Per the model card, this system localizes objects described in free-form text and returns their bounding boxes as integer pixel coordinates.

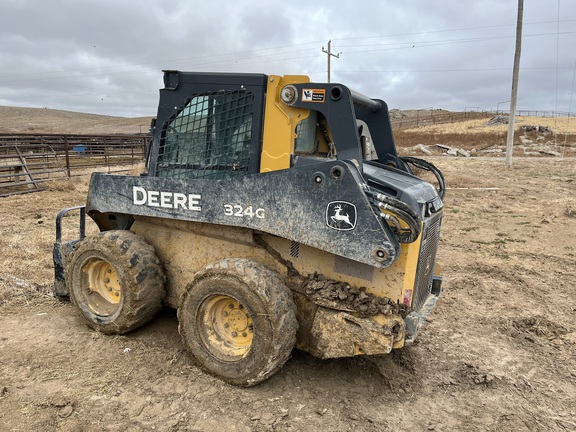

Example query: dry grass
[0,167,120,305]
[401,116,576,135]
[395,129,505,150]
[406,118,503,134]
[394,115,576,154]
[0,106,152,135]
[127,162,147,176]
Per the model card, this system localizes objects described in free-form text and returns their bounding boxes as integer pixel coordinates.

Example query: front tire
[67,230,165,334]
[178,259,298,387]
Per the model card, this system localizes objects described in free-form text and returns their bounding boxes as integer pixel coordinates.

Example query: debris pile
[486,115,509,125]
[521,125,552,134]
[389,109,408,119]
[436,144,470,157]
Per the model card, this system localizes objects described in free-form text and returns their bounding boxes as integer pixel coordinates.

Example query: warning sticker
[302,89,326,103]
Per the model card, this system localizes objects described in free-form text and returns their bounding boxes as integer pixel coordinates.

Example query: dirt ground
[0,156,575,432]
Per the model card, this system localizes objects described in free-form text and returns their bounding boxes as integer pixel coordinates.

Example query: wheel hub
[227,308,249,332]
[199,295,254,360]
[82,258,121,316]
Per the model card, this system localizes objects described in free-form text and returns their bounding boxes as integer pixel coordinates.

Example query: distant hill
[0,106,153,135]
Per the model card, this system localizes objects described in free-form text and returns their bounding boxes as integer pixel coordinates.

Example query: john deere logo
[326,201,357,231]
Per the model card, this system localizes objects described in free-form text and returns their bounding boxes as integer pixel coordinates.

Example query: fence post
[64,136,71,178]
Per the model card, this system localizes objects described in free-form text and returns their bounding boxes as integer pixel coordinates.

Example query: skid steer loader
[53,71,445,387]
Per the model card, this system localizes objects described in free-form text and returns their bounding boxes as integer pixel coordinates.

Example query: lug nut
[242,332,247,337]
[224,323,229,328]
[104,278,110,283]
[232,332,238,337]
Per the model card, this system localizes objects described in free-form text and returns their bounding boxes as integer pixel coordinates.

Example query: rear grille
[412,213,442,312]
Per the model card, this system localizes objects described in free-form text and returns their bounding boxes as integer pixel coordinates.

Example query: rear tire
[178,259,298,387]
[67,230,165,334]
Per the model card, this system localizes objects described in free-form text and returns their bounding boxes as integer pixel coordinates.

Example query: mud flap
[404,276,442,345]
[53,206,86,297]
[305,307,405,359]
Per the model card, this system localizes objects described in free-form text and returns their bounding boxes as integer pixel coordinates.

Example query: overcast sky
[1,0,575,118]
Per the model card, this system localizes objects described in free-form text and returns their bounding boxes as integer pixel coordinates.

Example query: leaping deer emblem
[330,204,354,228]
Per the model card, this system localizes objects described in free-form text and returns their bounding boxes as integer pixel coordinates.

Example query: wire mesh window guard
[294,110,318,154]
[157,90,254,179]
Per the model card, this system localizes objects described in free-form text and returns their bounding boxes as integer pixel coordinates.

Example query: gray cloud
[1,0,575,117]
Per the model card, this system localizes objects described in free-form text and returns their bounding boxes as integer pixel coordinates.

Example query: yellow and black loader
[54,71,445,386]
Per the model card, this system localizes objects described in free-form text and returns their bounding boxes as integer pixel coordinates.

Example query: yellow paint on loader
[260,75,311,172]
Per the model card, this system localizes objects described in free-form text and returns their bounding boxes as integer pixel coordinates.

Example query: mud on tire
[67,230,165,335]
[178,259,298,387]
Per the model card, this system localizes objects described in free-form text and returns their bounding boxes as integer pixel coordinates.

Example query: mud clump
[302,274,409,317]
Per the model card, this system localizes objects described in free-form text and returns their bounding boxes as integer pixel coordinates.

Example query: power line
[332,19,576,42]
[0,43,324,81]
[4,27,572,86]
[3,19,575,82]
[338,31,576,55]
[336,66,574,73]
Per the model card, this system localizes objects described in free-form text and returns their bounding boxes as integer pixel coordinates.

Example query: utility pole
[322,40,340,83]
[506,0,524,168]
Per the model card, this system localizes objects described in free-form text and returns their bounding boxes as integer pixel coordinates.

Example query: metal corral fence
[391,110,492,129]
[390,109,576,130]
[500,110,576,118]
[0,134,149,197]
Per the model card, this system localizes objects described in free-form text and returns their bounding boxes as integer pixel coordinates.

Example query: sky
[1,0,575,118]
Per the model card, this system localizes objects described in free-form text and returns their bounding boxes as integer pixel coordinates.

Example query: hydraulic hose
[365,189,422,244]
[378,212,402,234]
[400,156,446,200]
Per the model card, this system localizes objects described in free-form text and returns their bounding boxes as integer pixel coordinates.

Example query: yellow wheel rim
[82,258,122,316]
[198,295,254,361]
